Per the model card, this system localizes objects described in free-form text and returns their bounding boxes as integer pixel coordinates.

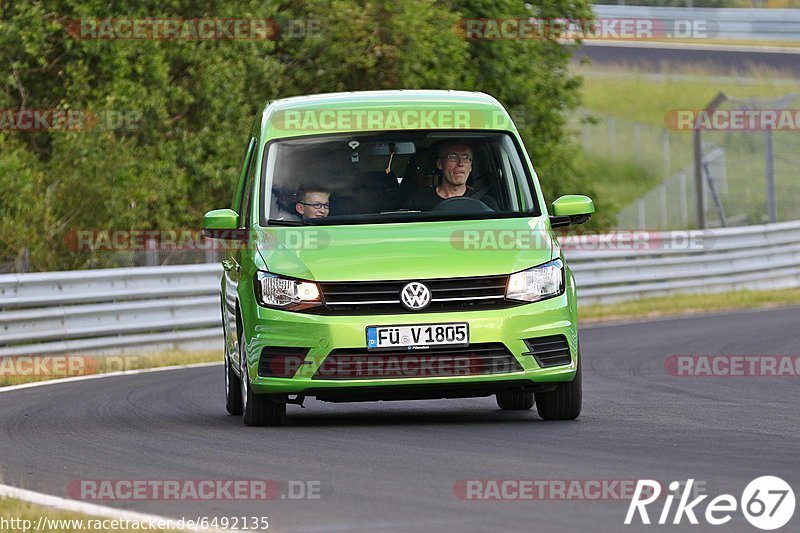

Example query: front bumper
[242,289,578,397]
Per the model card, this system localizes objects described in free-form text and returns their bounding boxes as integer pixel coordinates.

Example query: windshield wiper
[266,219,304,226]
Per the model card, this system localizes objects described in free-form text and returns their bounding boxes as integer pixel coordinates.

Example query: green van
[203,90,594,426]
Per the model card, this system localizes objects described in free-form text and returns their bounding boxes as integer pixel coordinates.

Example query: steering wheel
[431,196,493,213]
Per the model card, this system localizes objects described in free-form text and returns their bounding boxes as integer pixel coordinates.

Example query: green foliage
[1,0,596,271]
[573,152,660,230]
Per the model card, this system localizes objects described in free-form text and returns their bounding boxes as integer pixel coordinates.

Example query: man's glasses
[300,202,330,209]
[440,154,473,164]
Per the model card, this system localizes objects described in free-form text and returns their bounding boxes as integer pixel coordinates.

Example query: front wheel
[224,349,243,415]
[495,390,534,410]
[535,361,582,420]
[240,334,286,426]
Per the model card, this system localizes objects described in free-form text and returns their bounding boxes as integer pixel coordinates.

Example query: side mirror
[550,195,594,228]
[202,209,243,239]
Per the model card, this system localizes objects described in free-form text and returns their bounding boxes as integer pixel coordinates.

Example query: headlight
[254,271,322,311]
[505,259,564,303]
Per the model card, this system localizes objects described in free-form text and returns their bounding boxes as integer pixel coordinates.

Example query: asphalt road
[575,42,800,75]
[2,306,799,532]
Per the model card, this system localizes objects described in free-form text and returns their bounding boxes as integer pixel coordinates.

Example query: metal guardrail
[593,6,800,41]
[567,220,800,304]
[0,264,222,356]
[2,220,799,354]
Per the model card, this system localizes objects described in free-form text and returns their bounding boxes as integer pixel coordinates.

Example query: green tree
[1,0,602,272]
[1,0,285,270]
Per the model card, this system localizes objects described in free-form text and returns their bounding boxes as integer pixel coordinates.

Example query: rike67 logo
[626,477,795,530]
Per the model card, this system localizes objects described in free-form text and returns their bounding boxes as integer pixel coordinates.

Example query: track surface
[575,42,800,74]
[2,307,799,532]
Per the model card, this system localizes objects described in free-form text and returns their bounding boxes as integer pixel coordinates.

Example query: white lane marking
[0,483,234,532]
[0,362,220,394]
[581,40,800,54]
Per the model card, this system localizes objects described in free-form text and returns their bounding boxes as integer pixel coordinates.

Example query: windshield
[260,131,539,225]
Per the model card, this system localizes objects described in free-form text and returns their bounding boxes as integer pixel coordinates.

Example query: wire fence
[577,95,800,229]
[698,98,800,227]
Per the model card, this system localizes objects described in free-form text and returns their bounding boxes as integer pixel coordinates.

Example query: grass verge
[575,63,800,127]
[580,288,800,323]
[0,498,181,532]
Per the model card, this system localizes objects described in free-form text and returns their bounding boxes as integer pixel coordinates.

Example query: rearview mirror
[550,195,594,228]
[202,209,242,239]
[371,142,416,155]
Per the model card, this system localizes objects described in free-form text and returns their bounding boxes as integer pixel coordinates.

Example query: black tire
[224,349,243,415]
[496,390,534,410]
[535,360,582,421]
[240,334,286,426]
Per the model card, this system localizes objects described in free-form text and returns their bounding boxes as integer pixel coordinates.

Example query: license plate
[366,323,469,351]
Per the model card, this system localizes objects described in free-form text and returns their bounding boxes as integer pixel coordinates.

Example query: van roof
[269,89,500,109]
[259,90,516,138]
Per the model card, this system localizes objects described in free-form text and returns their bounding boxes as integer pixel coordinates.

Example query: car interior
[265,134,515,222]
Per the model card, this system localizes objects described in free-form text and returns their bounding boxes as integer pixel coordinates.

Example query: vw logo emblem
[400,282,431,311]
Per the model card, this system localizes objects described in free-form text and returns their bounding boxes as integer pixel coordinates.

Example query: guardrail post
[205,240,217,264]
[15,248,29,273]
[146,239,158,267]
[765,127,777,224]
[694,92,728,229]
[679,171,689,228]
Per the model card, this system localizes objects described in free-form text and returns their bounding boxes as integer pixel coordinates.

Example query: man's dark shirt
[403,186,500,211]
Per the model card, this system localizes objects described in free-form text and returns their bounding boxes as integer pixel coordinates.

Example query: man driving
[402,140,498,211]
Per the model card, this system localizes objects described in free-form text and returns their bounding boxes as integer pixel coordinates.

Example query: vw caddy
[203,90,594,426]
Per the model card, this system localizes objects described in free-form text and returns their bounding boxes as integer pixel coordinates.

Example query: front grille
[258,347,310,378]
[523,335,571,368]
[310,275,520,315]
[312,342,523,380]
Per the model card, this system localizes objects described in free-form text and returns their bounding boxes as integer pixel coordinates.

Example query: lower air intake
[523,335,572,368]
